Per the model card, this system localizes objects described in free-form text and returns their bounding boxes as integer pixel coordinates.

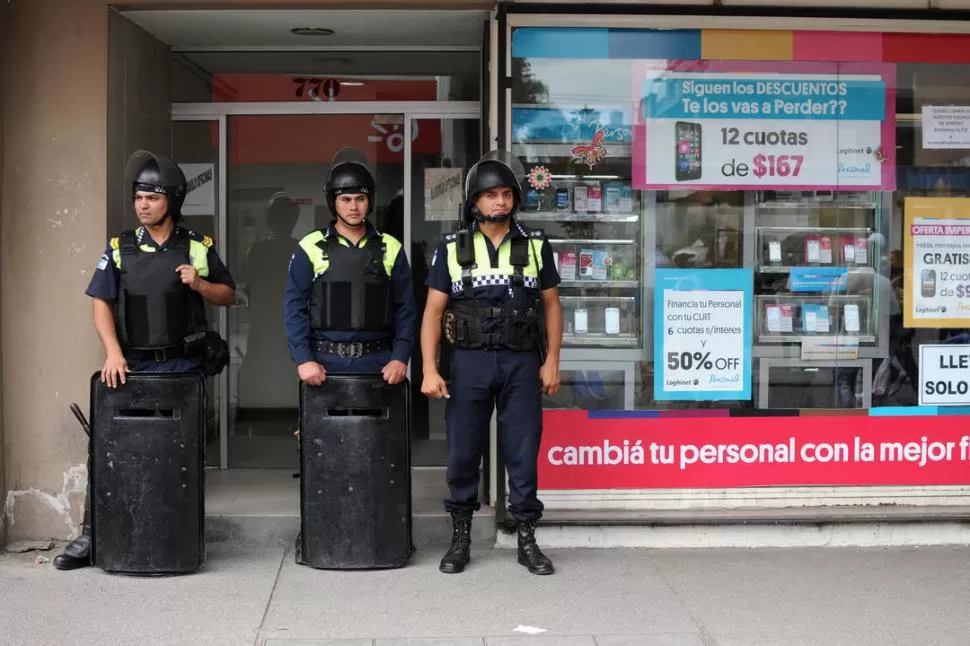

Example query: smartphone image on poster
[921,269,937,297]
[675,121,702,181]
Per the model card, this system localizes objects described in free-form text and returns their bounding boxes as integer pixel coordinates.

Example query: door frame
[171,114,229,468]
[172,101,479,118]
[173,101,480,470]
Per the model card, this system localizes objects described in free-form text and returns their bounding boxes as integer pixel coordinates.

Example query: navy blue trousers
[444,348,544,522]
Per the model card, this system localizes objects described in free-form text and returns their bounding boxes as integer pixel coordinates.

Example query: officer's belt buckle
[337,342,364,358]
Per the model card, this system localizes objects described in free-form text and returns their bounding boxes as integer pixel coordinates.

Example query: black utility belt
[451,342,539,352]
[125,345,189,363]
[313,339,389,358]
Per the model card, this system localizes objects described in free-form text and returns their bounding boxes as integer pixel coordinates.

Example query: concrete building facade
[6,0,970,547]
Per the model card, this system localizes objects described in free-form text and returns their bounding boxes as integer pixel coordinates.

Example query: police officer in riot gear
[421,150,563,575]
[284,148,417,385]
[53,150,236,570]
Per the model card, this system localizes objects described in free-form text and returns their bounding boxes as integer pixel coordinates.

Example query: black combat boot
[517,520,554,575]
[53,499,92,571]
[439,513,472,574]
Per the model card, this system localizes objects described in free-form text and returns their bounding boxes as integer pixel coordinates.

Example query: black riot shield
[89,372,206,575]
[298,375,412,569]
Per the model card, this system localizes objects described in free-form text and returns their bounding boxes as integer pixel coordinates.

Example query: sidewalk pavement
[3,544,970,646]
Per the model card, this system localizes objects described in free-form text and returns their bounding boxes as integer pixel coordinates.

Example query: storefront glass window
[513,27,970,491]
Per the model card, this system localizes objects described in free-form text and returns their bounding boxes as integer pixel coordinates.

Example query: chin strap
[470,206,514,224]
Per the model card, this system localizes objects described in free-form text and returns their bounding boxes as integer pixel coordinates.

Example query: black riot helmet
[463,150,526,224]
[126,150,187,222]
[325,147,375,221]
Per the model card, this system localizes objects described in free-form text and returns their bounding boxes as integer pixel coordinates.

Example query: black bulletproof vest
[446,231,543,351]
[116,229,208,350]
[309,236,392,333]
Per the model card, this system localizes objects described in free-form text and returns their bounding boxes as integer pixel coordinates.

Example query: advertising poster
[919,344,970,406]
[633,62,895,191]
[537,409,970,490]
[653,268,752,401]
[903,197,970,328]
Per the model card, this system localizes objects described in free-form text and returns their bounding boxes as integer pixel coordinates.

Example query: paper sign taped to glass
[178,163,215,216]
[424,168,464,221]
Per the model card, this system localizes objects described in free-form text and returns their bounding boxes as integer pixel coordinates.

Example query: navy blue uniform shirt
[284,222,417,366]
[426,219,561,300]
[86,225,235,372]
[86,226,236,302]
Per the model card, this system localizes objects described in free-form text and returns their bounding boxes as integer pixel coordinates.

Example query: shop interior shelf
[562,333,640,348]
[756,265,877,275]
[756,226,873,235]
[559,279,639,289]
[755,293,873,303]
[757,334,877,344]
[755,293,876,344]
[546,174,630,180]
[517,212,640,223]
[551,238,637,246]
[755,226,878,269]
[755,202,877,211]
[560,295,637,304]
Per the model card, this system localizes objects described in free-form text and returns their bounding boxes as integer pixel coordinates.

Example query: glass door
[173,110,481,470]
[408,117,482,466]
[226,113,407,469]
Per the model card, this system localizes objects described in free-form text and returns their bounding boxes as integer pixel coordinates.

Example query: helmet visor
[126,150,184,190]
[331,146,373,177]
[477,149,526,183]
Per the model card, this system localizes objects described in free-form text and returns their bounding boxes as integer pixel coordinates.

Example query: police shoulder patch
[187,229,214,247]
[528,228,545,239]
[109,237,120,250]
[443,233,458,242]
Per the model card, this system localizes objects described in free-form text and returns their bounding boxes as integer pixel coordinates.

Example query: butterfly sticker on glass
[571,129,608,170]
